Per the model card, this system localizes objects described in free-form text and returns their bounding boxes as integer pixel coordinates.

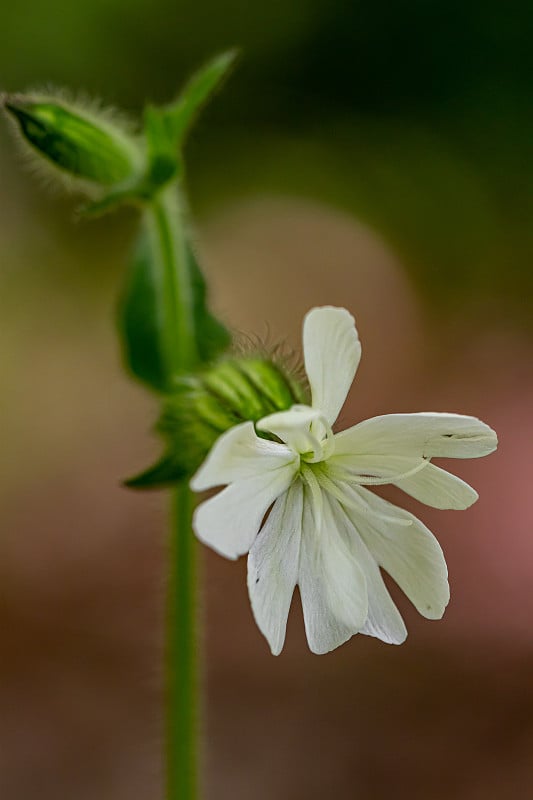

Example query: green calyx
[4,96,142,188]
[126,355,309,489]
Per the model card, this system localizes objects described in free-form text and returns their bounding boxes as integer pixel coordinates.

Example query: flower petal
[393,462,478,509]
[192,466,297,560]
[326,496,407,644]
[298,486,368,654]
[350,487,450,620]
[303,306,361,425]
[334,412,497,459]
[247,482,303,655]
[328,453,479,509]
[191,421,296,491]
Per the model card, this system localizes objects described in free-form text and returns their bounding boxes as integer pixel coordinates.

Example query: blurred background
[1,1,532,797]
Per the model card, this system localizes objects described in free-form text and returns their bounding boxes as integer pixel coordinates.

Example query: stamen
[300,431,324,462]
[258,404,330,461]
[319,418,336,459]
[305,412,335,463]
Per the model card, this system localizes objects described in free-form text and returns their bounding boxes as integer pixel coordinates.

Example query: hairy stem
[147,184,197,379]
[167,484,199,800]
[149,182,200,800]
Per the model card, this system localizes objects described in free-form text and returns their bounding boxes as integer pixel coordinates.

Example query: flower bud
[127,355,309,488]
[3,94,142,188]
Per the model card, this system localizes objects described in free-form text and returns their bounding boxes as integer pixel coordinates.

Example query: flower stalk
[147,185,198,379]
[145,181,200,800]
[2,51,241,800]
[167,482,199,800]
[2,54,238,799]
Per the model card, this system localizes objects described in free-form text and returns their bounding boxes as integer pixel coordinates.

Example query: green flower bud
[126,355,309,489]
[3,94,143,189]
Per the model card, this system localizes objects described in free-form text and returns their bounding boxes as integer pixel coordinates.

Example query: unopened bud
[3,94,142,188]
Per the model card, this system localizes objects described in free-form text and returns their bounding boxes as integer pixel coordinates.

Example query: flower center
[256,404,334,463]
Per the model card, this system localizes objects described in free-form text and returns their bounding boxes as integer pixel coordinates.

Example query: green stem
[167,484,199,800]
[148,184,197,379]
[148,182,200,800]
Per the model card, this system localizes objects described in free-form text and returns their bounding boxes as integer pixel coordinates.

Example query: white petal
[350,487,450,620]
[303,306,361,425]
[191,421,296,491]
[393,462,478,509]
[326,495,407,644]
[247,482,303,655]
[298,486,368,654]
[192,466,297,560]
[334,412,498,459]
[328,453,479,510]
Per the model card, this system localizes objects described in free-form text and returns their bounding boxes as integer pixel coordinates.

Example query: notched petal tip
[441,419,498,459]
[304,304,356,327]
[429,414,498,459]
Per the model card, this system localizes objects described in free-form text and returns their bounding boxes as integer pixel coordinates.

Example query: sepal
[126,356,309,489]
[124,451,188,489]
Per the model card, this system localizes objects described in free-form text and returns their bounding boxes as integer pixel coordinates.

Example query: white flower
[191,307,498,655]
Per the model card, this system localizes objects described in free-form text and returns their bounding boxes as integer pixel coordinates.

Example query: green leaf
[164,50,238,147]
[118,227,169,392]
[118,226,232,393]
[128,52,237,200]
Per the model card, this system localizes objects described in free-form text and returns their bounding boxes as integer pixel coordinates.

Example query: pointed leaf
[118,227,169,392]
[164,50,238,147]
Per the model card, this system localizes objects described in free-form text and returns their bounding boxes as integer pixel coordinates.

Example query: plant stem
[167,484,198,800]
[148,184,197,378]
[148,182,200,800]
